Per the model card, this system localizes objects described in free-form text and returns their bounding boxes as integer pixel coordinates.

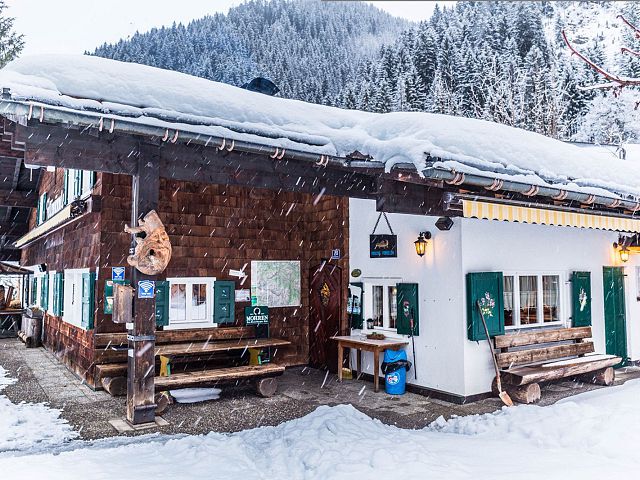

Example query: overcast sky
[6,1,452,56]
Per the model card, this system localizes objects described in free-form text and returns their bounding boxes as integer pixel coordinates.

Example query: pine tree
[0,1,23,68]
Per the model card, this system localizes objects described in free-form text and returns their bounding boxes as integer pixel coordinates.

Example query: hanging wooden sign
[369,212,397,258]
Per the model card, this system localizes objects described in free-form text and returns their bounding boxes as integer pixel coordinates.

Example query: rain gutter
[422,166,640,213]
[2,98,638,214]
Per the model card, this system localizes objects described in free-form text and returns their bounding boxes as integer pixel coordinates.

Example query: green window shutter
[35,197,40,225]
[52,272,65,316]
[349,282,364,329]
[30,276,37,305]
[155,280,170,327]
[40,274,49,311]
[57,272,64,316]
[41,193,47,223]
[572,271,592,327]
[63,169,70,205]
[81,272,96,330]
[214,281,235,324]
[396,283,419,335]
[466,272,505,340]
[52,273,60,316]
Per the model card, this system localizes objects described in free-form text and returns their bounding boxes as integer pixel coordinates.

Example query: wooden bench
[94,326,290,398]
[493,326,621,403]
[155,364,285,397]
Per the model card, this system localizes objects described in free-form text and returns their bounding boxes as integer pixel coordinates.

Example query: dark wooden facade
[21,168,349,386]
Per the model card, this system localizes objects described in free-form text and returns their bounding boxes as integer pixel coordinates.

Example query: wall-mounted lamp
[620,246,630,263]
[414,231,432,257]
[614,236,632,263]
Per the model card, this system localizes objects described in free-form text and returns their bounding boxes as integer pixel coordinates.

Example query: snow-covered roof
[1,54,639,203]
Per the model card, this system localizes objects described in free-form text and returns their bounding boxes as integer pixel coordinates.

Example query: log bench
[94,326,290,398]
[493,326,621,404]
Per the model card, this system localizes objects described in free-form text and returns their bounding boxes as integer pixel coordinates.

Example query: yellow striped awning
[462,199,640,233]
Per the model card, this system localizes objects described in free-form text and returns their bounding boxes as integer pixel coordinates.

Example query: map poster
[250,260,301,307]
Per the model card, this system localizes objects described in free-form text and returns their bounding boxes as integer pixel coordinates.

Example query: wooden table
[332,335,408,392]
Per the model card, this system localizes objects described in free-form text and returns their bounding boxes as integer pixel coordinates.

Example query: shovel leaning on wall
[476,300,513,407]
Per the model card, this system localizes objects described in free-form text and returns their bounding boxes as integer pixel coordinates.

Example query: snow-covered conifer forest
[92,0,640,144]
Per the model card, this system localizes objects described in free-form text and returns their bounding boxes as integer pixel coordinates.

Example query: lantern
[620,245,630,263]
[414,231,432,257]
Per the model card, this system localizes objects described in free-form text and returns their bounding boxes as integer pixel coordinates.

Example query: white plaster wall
[348,198,467,396]
[460,217,636,396]
[348,198,640,398]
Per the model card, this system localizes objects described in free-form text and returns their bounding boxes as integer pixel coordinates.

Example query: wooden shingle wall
[98,175,349,366]
[21,168,104,386]
[21,168,349,377]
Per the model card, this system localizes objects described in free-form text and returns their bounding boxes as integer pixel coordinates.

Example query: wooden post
[126,144,161,425]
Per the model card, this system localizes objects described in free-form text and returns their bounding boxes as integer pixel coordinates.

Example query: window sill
[505,321,566,333]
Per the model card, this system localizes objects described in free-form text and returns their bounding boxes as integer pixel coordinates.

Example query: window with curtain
[504,276,514,327]
[167,277,216,328]
[372,285,383,327]
[388,286,397,329]
[519,276,538,325]
[361,280,402,331]
[504,272,564,328]
[170,284,187,321]
[542,275,560,322]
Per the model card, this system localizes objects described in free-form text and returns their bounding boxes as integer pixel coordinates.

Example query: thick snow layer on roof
[1,54,640,199]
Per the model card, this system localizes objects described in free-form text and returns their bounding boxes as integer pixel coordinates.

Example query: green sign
[245,306,269,325]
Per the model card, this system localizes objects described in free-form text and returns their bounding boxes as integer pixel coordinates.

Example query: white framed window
[166,277,216,330]
[48,271,56,311]
[63,268,89,328]
[33,271,45,308]
[503,271,565,329]
[362,278,401,331]
[64,169,94,204]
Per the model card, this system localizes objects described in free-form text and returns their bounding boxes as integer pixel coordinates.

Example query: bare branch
[562,30,640,93]
[617,14,640,38]
[621,47,640,58]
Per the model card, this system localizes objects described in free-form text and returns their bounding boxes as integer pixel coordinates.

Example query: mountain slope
[92,0,408,105]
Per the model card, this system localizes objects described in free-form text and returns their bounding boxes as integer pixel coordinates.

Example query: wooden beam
[494,327,592,349]
[375,180,446,216]
[17,123,380,198]
[0,222,28,236]
[95,326,257,348]
[496,342,595,369]
[0,189,36,208]
[0,249,20,262]
[154,364,285,391]
[502,356,621,386]
[127,143,161,425]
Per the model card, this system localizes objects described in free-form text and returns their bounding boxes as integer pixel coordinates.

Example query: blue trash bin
[383,349,409,395]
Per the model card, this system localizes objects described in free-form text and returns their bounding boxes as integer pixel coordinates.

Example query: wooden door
[309,264,343,371]
[603,267,628,366]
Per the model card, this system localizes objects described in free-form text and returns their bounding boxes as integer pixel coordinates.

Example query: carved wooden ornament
[125,210,172,275]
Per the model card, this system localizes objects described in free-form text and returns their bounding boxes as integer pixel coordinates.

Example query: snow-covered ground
[1,364,639,479]
[0,366,77,454]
